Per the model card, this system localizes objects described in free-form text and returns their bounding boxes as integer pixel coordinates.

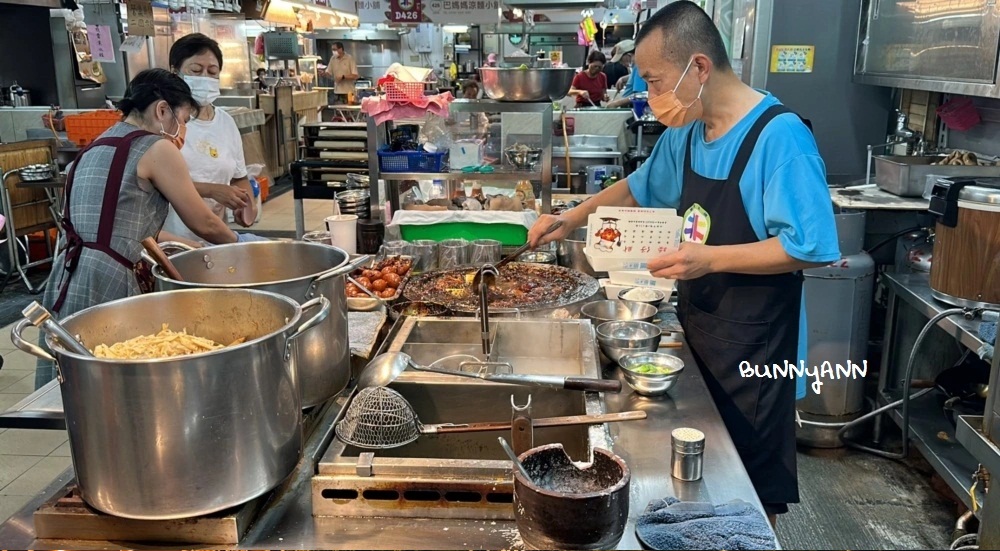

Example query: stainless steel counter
[0,336,772,549]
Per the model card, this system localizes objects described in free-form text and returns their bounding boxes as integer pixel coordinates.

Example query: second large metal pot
[10,288,329,520]
[557,227,607,279]
[152,241,356,407]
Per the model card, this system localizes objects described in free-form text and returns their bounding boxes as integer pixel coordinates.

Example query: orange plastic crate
[64,110,122,146]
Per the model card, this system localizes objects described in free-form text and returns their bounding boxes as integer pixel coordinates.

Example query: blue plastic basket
[377,147,448,173]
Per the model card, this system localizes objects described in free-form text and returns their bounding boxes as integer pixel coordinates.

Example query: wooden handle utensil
[141,237,184,281]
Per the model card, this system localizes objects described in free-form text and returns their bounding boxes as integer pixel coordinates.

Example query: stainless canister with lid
[671,427,705,481]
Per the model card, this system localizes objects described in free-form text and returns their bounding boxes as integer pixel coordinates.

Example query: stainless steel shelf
[370,99,554,218]
[879,389,983,515]
[957,415,1000,476]
[378,171,542,181]
[882,272,986,352]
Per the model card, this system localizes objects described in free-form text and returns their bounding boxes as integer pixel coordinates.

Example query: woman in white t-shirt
[162,33,257,245]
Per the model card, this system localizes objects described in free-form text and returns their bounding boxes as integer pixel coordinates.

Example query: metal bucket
[11,288,329,519]
[557,227,606,278]
[152,242,363,407]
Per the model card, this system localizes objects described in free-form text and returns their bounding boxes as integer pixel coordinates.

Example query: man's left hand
[647,242,717,280]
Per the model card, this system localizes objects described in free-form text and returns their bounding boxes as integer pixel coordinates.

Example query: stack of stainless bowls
[337,189,371,220]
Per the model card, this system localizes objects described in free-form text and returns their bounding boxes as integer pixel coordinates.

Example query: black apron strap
[52,129,153,313]
[727,104,792,184]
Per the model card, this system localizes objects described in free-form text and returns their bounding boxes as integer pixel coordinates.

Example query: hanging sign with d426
[389,0,422,22]
[358,0,499,24]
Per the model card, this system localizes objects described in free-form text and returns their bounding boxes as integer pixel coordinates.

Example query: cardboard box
[607,270,676,292]
[584,206,683,272]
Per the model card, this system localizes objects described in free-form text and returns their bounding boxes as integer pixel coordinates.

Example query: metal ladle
[499,436,533,482]
[22,301,92,356]
[357,351,622,393]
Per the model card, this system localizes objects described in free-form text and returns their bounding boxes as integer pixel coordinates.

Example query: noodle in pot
[92,324,247,359]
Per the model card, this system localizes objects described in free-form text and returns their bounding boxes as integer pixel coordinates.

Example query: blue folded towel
[979,322,996,346]
[635,497,777,550]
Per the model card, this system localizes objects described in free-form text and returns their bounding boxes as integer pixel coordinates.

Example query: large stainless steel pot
[10,288,330,520]
[151,242,367,407]
[557,227,607,279]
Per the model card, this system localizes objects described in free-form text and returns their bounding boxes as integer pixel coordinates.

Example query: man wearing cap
[604,39,635,92]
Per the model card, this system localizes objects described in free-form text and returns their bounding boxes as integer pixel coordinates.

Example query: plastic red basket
[937,97,981,132]
[64,110,122,146]
[383,81,425,103]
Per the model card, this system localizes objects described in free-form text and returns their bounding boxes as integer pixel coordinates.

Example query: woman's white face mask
[183,75,221,106]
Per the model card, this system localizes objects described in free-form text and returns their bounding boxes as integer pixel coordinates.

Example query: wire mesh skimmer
[334,386,647,450]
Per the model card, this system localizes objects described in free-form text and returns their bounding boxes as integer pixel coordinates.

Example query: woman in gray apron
[36,69,265,388]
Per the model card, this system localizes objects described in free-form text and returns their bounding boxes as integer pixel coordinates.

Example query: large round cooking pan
[403,262,600,318]
[11,288,329,520]
[150,241,368,407]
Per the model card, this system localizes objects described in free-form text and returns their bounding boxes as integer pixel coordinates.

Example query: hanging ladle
[22,301,92,356]
[499,436,533,482]
[358,351,622,393]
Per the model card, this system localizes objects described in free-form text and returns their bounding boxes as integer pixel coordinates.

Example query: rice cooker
[928,177,1000,308]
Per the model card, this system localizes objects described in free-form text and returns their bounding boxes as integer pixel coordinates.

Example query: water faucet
[894,111,916,139]
[477,264,499,356]
[894,110,923,154]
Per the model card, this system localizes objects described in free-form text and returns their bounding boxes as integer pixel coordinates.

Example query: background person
[161,33,257,246]
[323,41,359,104]
[569,50,610,107]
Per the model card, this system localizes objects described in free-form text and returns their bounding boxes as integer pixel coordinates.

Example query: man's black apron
[676,104,802,512]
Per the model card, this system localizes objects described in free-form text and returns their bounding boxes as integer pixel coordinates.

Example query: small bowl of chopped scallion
[618,352,684,396]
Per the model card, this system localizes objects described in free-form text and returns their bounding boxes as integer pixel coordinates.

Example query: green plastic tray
[399,222,527,246]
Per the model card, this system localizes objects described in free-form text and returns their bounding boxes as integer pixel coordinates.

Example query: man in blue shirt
[529,1,840,525]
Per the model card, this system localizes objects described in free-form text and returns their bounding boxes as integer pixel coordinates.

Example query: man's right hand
[527,214,574,249]
[210,185,251,211]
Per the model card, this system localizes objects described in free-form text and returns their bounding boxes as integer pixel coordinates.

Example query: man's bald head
[635,1,731,72]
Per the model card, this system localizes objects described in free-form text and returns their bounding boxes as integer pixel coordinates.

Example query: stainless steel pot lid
[957,177,1000,204]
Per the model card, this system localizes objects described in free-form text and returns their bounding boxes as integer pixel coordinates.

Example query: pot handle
[284,296,331,361]
[139,241,195,267]
[307,255,372,298]
[11,319,63,383]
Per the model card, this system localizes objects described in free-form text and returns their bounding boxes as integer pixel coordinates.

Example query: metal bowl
[581,300,658,326]
[19,164,54,182]
[518,251,556,264]
[505,147,543,170]
[617,288,666,308]
[596,320,661,363]
[618,352,685,396]
[479,67,577,102]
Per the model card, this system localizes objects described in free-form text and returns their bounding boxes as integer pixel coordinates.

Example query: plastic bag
[242,164,266,226]
[419,113,454,153]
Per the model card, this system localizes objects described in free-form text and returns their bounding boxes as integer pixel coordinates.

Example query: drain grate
[312,475,516,520]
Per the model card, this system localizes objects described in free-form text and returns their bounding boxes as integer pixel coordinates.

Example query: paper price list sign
[126,0,155,37]
[584,207,683,272]
[87,25,116,63]
[770,45,814,73]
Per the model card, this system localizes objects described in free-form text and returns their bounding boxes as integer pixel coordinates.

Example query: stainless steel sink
[312,317,609,520]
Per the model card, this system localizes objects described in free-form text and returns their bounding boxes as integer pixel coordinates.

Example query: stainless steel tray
[874,155,1000,197]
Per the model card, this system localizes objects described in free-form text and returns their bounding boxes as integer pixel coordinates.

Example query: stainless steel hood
[504,0,604,8]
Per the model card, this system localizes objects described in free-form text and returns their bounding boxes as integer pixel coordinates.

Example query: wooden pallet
[33,485,262,544]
